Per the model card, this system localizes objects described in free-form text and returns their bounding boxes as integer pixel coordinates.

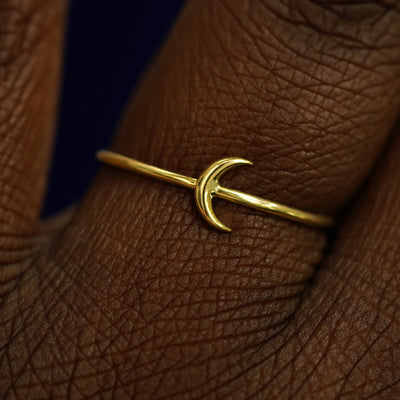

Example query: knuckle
[259,0,400,47]
[0,0,58,138]
[0,1,46,66]
[0,0,62,100]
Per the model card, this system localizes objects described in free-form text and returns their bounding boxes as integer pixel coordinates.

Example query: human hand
[1,1,400,399]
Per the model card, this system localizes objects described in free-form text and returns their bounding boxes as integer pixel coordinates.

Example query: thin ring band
[97,150,334,232]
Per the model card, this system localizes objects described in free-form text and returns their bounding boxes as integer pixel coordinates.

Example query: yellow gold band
[97,150,334,232]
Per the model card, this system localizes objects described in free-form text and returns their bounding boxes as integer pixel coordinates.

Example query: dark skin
[1,0,400,398]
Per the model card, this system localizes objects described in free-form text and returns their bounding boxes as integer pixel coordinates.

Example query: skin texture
[1,0,400,398]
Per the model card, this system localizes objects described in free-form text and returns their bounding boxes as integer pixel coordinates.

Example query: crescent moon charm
[195,158,252,232]
[96,151,334,231]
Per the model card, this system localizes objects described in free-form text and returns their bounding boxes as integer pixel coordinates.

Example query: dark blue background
[43,0,185,216]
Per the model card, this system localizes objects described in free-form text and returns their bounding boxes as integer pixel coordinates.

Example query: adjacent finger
[286,130,400,399]
[0,0,67,261]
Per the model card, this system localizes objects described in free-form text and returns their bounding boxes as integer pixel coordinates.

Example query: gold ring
[97,150,334,232]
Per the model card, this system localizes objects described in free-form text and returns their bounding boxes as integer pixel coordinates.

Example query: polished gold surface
[97,150,334,232]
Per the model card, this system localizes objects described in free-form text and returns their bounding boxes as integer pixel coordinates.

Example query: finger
[78,1,400,309]
[11,0,400,397]
[289,130,400,398]
[0,0,67,259]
